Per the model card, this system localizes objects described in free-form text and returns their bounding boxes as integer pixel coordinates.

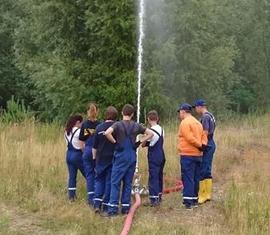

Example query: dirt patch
[0,204,49,235]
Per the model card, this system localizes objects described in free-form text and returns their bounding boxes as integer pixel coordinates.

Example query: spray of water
[136,0,145,124]
[134,0,145,185]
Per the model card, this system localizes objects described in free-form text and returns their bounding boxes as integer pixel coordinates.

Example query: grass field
[0,115,269,235]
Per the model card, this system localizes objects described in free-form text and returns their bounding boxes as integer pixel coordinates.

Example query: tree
[14,0,137,121]
[0,0,32,109]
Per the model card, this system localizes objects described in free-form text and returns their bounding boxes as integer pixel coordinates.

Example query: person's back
[194,99,216,204]
[65,127,81,151]
[64,115,85,202]
[178,115,205,156]
[201,111,216,139]
[112,120,145,155]
[103,104,153,216]
[79,103,101,206]
[94,121,116,167]
[92,106,118,213]
[149,124,164,152]
[144,110,166,206]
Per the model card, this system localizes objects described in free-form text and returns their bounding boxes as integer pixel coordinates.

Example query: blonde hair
[87,103,98,120]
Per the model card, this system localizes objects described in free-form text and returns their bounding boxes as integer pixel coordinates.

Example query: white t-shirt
[149,124,164,147]
[64,127,81,150]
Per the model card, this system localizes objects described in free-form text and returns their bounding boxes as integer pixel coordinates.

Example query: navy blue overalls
[108,122,137,215]
[148,128,166,204]
[200,112,216,180]
[94,163,112,212]
[82,133,96,206]
[65,129,85,200]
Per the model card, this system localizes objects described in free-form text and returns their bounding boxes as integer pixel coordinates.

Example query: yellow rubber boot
[198,180,207,204]
[205,179,213,201]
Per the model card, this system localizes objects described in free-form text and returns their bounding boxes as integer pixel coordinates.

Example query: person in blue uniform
[64,115,85,201]
[92,106,118,213]
[193,99,216,204]
[79,103,101,206]
[142,110,166,207]
[103,104,154,217]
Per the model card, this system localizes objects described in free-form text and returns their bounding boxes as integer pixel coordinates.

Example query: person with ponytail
[64,115,85,202]
[79,103,101,206]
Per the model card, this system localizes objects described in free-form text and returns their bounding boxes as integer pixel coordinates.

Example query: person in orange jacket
[177,103,207,210]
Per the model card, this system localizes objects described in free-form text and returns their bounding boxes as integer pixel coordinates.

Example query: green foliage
[0,0,269,121]
[12,0,136,121]
[0,96,33,123]
[0,0,33,109]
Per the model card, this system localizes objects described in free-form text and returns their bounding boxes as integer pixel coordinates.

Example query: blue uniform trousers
[148,154,165,204]
[66,149,85,200]
[108,146,136,215]
[94,164,112,212]
[201,139,216,180]
[82,145,96,206]
[180,156,202,206]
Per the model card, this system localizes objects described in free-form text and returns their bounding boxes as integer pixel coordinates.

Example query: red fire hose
[120,176,182,235]
[120,193,141,235]
[163,176,183,194]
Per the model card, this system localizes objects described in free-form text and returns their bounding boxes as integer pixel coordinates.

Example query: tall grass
[0,114,269,234]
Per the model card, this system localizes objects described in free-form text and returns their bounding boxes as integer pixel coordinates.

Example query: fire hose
[120,175,183,235]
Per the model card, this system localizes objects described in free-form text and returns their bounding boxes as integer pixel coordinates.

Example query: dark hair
[105,106,118,121]
[122,104,135,116]
[86,103,98,120]
[65,115,83,135]
[147,110,159,122]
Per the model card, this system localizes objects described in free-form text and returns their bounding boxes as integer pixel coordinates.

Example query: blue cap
[177,103,193,112]
[193,99,206,107]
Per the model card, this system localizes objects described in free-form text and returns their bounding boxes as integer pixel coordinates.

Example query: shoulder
[135,122,146,129]
[190,116,200,123]
[93,120,101,128]
[81,120,89,128]
[72,127,80,132]
[202,113,211,120]
[96,120,102,126]
[151,124,162,132]
[106,121,115,128]
[112,121,121,129]
[203,112,215,123]
[181,118,189,125]
[95,122,104,131]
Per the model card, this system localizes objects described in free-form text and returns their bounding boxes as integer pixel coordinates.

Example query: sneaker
[143,202,152,207]
[94,208,101,214]
[150,202,160,207]
[121,210,129,215]
[184,204,193,210]
[68,197,76,203]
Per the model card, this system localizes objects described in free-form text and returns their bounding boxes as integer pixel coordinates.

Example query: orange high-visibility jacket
[178,115,207,156]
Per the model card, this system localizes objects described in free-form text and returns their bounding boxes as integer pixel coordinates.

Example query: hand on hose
[134,140,141,149]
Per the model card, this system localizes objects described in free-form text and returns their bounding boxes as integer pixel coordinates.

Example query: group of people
[177,99,216,209]
[64,99,216,216]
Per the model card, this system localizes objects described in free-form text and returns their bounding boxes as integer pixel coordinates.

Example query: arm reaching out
[140,128,154,143]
